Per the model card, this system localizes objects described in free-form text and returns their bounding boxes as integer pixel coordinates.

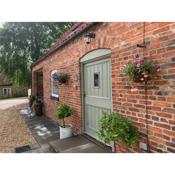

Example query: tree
[0,22,74,86]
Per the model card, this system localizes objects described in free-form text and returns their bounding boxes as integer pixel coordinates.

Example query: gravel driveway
[0,97,36,153]
[0,97,29,110]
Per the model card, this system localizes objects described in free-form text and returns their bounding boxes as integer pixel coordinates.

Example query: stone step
[61,142,108,153]
[49,135,108,153]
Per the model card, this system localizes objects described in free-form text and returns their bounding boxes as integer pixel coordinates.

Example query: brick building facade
[32,22,175,153]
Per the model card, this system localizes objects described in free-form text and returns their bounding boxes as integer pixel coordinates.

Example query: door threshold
[82,134,112,153]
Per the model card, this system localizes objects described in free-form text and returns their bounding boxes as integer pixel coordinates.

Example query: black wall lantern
[84,32,95,44]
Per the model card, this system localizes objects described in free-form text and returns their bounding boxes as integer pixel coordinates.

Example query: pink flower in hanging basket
[119,64,126,72]
[144,74,149,78]
[120,66,124,71]
[140,77,145,81]
[156,65,160,72]
[136,63,141,68]
[135,57,143,68]
[131,87,139,92]
[135,56,143,63]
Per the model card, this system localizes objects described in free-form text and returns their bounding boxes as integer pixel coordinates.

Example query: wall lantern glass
[84,32,95,44]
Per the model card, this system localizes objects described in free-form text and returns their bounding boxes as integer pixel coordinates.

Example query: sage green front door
[84,58,112,139]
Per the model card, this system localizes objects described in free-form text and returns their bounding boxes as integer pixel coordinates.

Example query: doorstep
[49,135,111,153]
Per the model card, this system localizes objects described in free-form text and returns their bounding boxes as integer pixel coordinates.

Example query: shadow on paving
[18,107,59,153]
[17,107,110,153]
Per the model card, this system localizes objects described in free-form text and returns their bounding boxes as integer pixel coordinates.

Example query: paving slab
[50,135,109,153]
[61,143,108,153]
[26,143,56,153]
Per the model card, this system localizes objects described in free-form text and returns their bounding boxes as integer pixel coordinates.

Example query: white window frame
[3,87,12,96]
[51,70,59,98]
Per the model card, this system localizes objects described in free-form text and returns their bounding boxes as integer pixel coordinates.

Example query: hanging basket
[120,56,160,92]
[52,72,70,84]
[121,57,159,83]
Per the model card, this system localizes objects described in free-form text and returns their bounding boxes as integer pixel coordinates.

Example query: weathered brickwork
[32,22,175,153]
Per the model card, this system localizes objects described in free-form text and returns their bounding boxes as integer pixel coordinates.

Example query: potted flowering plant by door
[56,103,74,139]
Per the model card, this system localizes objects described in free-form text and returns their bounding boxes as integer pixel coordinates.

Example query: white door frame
[80,49,114,150]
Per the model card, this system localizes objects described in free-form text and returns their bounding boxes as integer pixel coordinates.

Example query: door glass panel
[94,72,100,87]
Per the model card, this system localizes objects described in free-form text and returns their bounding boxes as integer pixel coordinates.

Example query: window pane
[53,81,58,95]
[51,70,59,97]
[94,73,100,87]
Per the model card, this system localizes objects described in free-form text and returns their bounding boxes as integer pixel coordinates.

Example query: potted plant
[97,112,139,152]
[32,97,43,116]
[55,103,74,139]
[52,72,69,84]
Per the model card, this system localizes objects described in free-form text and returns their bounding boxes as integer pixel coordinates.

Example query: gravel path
[0,97,28,110]
[0,99,36,153]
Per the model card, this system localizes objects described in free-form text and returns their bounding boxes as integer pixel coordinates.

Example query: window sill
[50,96,59,101]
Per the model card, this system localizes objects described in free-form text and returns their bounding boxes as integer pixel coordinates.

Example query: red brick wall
[32,22,175,152]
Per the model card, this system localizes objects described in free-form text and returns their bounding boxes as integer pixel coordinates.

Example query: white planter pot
[59,124,73,139]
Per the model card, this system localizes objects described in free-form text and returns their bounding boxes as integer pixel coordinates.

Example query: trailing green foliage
[0,22,74,85]
[124,61,138,81]
[97,112,139,146]
[55,103,74,127]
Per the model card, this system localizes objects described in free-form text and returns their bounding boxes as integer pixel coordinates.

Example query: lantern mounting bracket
[137,44,146,48]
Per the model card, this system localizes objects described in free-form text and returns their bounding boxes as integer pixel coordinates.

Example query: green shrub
[97,112,139,146]
[55,103,74,127]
